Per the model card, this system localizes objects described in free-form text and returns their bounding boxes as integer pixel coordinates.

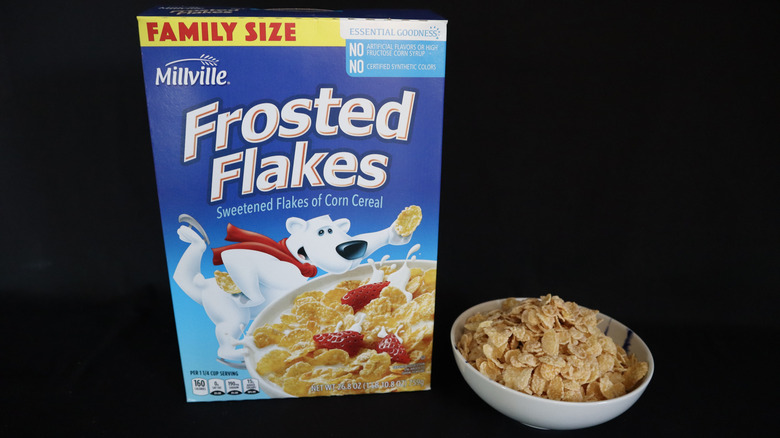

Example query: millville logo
[155,54,228,86]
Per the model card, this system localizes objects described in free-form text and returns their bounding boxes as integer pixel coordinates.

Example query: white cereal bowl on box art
[245,259,437,398]
[450,298,654,430]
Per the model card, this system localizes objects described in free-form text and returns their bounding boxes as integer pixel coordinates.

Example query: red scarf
[211,223,317,278]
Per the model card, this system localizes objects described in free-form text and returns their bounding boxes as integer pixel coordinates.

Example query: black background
[1,0,777,436]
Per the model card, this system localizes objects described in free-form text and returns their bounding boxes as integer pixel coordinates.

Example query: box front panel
[139,10,446,401]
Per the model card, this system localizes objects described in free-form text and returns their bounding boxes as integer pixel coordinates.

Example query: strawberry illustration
[313,330,364,356]
[376,333,411,364]
[341,281,390,312]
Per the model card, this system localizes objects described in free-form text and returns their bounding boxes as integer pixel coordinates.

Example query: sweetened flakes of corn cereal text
[457,295,648,402]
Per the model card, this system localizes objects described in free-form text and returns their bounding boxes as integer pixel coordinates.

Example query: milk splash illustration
[366,243,421,302]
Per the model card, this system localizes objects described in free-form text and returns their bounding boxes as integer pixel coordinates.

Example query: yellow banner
[138,17,345,47]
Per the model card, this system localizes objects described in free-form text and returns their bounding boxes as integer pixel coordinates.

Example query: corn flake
[214,270,242,295]
[394,205,422,237]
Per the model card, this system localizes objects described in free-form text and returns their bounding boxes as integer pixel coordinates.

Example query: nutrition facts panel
[191,378,260,396]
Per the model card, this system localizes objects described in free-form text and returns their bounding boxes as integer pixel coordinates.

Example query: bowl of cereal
[244,258,437,398]
[450,295,653,430]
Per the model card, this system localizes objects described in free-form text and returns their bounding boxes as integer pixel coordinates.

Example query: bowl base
[522,423,549,430]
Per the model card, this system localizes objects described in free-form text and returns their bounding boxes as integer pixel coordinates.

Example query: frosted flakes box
[137,6,446,401]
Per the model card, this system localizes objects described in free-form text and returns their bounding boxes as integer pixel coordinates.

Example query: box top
[139,6,445,21]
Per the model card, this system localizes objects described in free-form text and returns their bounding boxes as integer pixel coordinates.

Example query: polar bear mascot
[173,213,414,366]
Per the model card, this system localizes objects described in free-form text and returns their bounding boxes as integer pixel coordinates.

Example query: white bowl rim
[450,297,655,407]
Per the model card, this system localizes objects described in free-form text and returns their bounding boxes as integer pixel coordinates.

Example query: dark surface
[1,1,776,435]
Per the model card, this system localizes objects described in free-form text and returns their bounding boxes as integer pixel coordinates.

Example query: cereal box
[137,6,446,401]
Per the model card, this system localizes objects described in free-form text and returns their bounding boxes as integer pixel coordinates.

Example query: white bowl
[450,298,654,430]
[244,259,437,398]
